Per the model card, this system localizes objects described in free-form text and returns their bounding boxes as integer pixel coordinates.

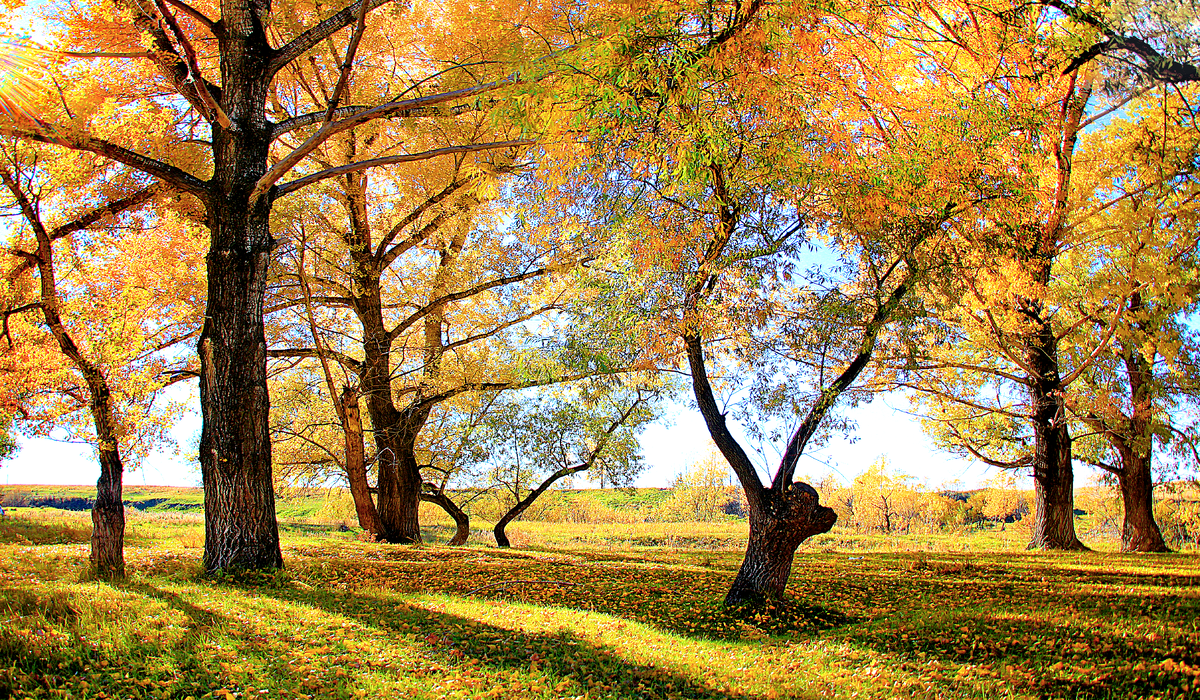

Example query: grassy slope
[1,509,1198,699]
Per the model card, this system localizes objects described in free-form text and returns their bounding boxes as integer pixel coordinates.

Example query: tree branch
[388,264,557,342]
[0,125,208,196]
[162,0,218,33]
[268,347,363,372]
[269,0,394,76]
[251,77,523,203]
[152,0,230,127]
[274,140,533,199]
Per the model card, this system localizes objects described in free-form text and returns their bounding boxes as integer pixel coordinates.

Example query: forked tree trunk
[421,488,470,546]
[1116,447,1169,552]
[725,483,836,605]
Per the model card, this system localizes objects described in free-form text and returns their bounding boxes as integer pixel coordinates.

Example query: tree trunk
[1028,401,1086,550]
[1116,447,1169,552]
[421,488,469,546]
[339,386,380,535]
[90,433,126,580]
[2,165,129,578]
[198,43,283,570]
[199,209,283,570]
[725,483,836,605]
[374,431,424,543]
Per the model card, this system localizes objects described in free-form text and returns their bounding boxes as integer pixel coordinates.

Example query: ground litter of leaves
[1,528,1198,699]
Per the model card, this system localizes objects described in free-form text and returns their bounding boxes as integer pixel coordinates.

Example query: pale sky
[0,389,1002,490]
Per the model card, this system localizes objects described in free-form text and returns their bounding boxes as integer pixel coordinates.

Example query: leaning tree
[552,0,1021,603]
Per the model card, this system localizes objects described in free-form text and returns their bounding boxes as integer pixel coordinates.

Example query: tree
[483,384,655,547]
[264,117,627,542]
[556,0,1019,603]
[1061,88,1200,552]
[0,143,201,577]
[1038,0,1200,84]
[4,0,572,569]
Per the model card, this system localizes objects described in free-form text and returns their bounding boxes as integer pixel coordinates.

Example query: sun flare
[0,35,46,122]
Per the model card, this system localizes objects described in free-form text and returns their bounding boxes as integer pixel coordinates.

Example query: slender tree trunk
[198,24,282,571]
[725,484,836,605]
[495,463,590,548]
[421,489,470,546]
[1,166,129,578]
[340,387,380,535]
[1116,446,1169,552]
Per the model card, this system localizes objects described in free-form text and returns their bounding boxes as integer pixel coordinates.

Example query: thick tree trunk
[725,483,836,605]
[190,3,296,572]
[90,434,126,579]
[374,430,424,543]
[421,488,469,546]
[339,387,381,535]
[199,208,282,570]
[1022,267,1085,551]
[198,29,282,571]
[1028,414,1086,550]
[1116,448,1169,552]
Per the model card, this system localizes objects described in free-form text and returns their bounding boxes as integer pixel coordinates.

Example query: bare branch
[268,347,363,373]
[323,0,372,123]
[162,0,218,33]
[251,77,522,203]
[152,0,230,127]
[388,264,562,341]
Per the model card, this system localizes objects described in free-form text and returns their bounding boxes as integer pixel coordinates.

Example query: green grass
[1,508,1198,699]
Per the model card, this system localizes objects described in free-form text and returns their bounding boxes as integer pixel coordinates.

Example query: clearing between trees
[1,506,1197,700]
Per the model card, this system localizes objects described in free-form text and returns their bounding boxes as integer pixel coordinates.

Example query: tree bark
[1021,72,1090,552]
[340,386,381,535]
[420,487,470,546]
[373,422,425,543]
[198,15,282,572]
[1115,447,1169,552]
[90,410,126,580]
[725,483,836,605]
[0,166,128,579]
[1026,335,1086,551]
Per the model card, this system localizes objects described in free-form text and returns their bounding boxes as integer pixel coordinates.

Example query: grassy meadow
[1,489,1199,699]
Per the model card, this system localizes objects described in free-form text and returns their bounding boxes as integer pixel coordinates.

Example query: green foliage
[2,509,1199,699]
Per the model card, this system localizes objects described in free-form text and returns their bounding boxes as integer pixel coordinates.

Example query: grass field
[2,505,1199,699]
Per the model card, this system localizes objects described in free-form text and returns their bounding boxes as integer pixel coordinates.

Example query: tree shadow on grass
[258,584,816,700]
[285,551,856,643]
[827,565,1200,700]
